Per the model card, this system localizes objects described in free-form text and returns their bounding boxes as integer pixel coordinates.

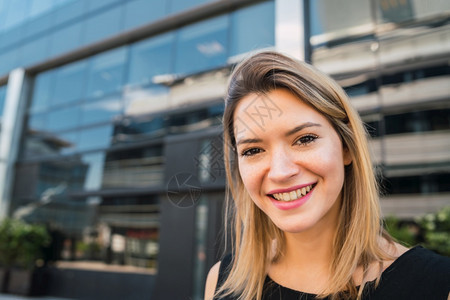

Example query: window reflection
[83,6,122,46]
[230,1,274,57]
[127,33,174,86]
[86,47,127,98]
[52,60,88,106]
[30,70,54,113]
[78,124,114,152]
[169,0,213,14]
[82,152,106,191]
[175,15,228,75]
[123,0,166,31]
[47,105,80,132]
[81,95,123,126]
[113,114,167,145]
[123,84,170,116]
[102,146,164,188]
[22,130,77,159]
[49,22,83,57]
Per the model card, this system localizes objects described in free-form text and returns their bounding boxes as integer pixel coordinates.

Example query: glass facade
[309,0,450,215]
[1,2,274,296]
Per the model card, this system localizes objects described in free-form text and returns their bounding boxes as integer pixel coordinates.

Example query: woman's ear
[343,147,353,166]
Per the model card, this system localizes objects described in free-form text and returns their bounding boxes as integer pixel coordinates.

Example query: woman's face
[234,88,352,234]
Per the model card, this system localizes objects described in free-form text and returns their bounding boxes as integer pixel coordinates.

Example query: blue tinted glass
[28,114,47,132]
[52,60,88,105]
[20,35,50,67]
[83,6,123,46]
[81,95,123,126]
[86,0,120,12]
[128,33,174,85]
[49,22,83,57]
[0,25,24,50]
[0,85,6,118]
[230,1,275,57]
[58,131,79,155]
[86,47,127,98]
[175,15,228,75]
[31,70,55,113]
[23,11,54,39]
[54,0,86,26]
[0,48,19,77]
[28,0,55,18]
[3,0,27,30]
[47,105,80,132]
[123,0,166,31]
[169,0,213,14]
[82,152,106,190]
[78,124,113,151]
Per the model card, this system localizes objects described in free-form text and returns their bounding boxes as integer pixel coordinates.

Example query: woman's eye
[241,148,263,157]
[295,134,318,146]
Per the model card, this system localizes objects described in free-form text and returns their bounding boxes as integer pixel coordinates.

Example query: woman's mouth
[270,183,317,202]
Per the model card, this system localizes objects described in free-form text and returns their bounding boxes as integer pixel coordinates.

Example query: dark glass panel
[102,146,164,188]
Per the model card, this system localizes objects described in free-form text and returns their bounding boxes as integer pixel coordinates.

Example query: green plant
[384,216,418,247]
[0,218,51,269]
[417,206,450,256]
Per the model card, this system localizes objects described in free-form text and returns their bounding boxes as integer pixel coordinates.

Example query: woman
[204,51,450,299]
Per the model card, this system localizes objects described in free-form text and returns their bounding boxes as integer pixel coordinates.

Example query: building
[0,0,448,299]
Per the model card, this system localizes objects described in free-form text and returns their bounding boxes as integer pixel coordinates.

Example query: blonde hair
[217,51,393,300]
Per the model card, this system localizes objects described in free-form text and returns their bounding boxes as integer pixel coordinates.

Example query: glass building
[0,0,448,299]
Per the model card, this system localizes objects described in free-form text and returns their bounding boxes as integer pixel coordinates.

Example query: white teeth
[271,184,315,202]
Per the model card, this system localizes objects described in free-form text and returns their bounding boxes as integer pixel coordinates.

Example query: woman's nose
[267,148,300,182]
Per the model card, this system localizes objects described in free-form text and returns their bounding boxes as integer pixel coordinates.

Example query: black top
[214,246,450,299]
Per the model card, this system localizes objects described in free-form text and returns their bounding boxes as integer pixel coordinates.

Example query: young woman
[204,51,450,300]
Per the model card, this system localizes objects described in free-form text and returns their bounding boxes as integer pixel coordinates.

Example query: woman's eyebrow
[236,138,262,146]
[285,122,321,137]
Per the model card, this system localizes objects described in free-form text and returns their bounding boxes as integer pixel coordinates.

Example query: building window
[175,15,228,75]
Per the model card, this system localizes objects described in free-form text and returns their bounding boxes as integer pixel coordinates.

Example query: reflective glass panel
[86,0,120,12]
[31,70,55,113]
[49,22,83,57]
[169,0,213,14]
[175,15,228,75]
[309,0,372,37]
[83,6,122,46]
[47,105,80,132]
[127,33,175,86]
[81,95,123,126]
[22,129,76,159]
[54,0,85,26]
[102,146,164,188]
[24,10,54,39]
[52,60,88,106]
[78,124,114,152]
[82,152,106,190]
[123,0,166,31]
[230,1,274,57]
[86,47,127,98]
[123,84,170,117]
[20,35,50,67]
[27,114,47,132]
[0,48,19,77]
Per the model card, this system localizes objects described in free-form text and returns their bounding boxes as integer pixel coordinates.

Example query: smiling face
[234,88,352,234]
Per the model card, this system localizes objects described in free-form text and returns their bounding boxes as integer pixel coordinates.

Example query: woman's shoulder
[371,246,450,299]
[204,254,233,300]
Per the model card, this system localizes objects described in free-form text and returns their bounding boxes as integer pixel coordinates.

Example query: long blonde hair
[217,51,393,300]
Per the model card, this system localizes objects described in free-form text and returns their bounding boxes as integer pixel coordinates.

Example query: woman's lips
[267,183,317,211]
[268,182,317,202]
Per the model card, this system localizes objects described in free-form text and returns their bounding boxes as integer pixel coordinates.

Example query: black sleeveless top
[214,246,450,299]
